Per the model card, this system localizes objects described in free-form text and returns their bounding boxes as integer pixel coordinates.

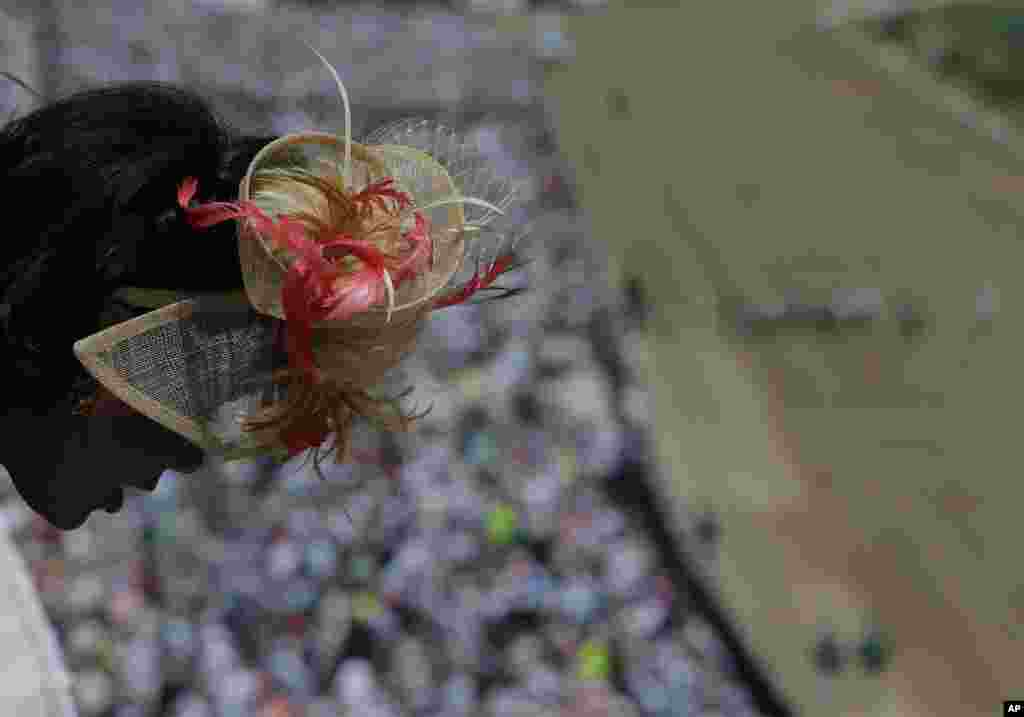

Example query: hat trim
[73,300,218,451]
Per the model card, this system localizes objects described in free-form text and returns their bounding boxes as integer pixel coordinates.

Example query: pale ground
[546,2,1024,716]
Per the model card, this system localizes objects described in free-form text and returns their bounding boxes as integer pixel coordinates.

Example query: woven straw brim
[73,297,286,456]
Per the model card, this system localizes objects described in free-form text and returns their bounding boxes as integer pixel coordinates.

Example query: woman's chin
[46,506,96,531]
[41,488,126,530]
[101,487,125,514]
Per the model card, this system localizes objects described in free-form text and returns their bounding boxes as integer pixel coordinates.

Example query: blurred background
[0,0,1021,716]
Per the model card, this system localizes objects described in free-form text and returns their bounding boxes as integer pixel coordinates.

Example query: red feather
[433,254,517,309]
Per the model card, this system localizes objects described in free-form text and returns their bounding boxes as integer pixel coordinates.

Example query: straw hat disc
[237,132,467,388]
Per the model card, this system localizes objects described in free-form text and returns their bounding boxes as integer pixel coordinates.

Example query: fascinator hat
[72,45,526,472]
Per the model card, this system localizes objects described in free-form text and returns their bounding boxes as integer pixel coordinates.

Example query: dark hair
[0,81,277,407]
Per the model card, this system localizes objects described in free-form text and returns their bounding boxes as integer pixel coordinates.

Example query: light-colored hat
[72,47,525,469]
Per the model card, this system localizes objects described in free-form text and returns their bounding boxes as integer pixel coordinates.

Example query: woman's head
[0,80,276,528]
[0,68,528,529]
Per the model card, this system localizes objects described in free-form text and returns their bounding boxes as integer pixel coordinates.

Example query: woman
[0,82,266,529]
[1,63,525,530]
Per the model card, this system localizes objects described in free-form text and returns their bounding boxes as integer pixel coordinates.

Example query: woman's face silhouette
[2,407,204,530]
